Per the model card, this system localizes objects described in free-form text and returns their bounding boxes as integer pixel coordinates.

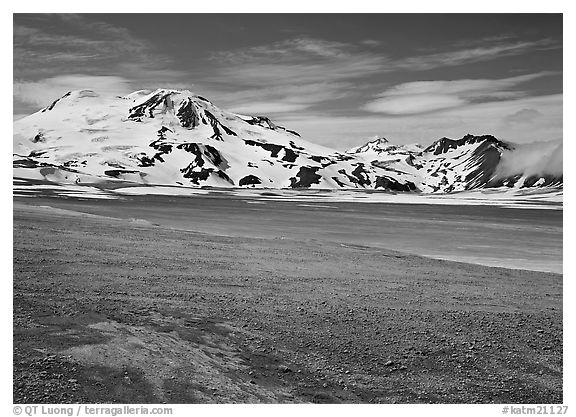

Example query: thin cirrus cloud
[213,37,354,63]
[209,81,351,115]
[394,38,560,71]
[227,102,312,115]
[203,36,561,122]
[210,37,385,86]
[363,72,556,115]
[209,36,560,86]
[203,38,382,115]
[14,17,152,78]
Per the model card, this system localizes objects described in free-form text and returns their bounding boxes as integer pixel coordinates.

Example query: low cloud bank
[496,140,563,177]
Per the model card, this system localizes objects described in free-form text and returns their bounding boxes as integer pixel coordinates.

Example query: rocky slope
[13,88,563,193]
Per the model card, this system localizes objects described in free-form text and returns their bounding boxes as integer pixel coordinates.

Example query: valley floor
[13,198,562,403]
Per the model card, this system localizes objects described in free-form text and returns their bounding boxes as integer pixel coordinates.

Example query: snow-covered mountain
[13,88,563,193]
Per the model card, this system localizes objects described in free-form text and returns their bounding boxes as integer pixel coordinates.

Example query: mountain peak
[424,134,512,155]
[347,136,390,154]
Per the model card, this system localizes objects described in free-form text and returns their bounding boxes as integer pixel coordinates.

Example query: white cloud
[14,75,132,108]
[503,108,544,125]
[360,39,382,47]
[364,94,466,115]
[496,140,563,177]
[364,73,554,115]
[229,101,312,115]
[285,38,350,58]
[209,82,349,105]
[277,94,562,150]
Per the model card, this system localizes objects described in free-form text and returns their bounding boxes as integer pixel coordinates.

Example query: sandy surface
[14,193,563,273]
[13,200,562,403]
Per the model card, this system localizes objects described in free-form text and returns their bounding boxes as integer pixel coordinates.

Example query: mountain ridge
[13,88,563,194]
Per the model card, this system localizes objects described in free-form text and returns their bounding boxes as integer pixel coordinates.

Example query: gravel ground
[13,201,562,403]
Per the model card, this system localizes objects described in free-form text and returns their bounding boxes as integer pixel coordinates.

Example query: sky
[13,13,563,149]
